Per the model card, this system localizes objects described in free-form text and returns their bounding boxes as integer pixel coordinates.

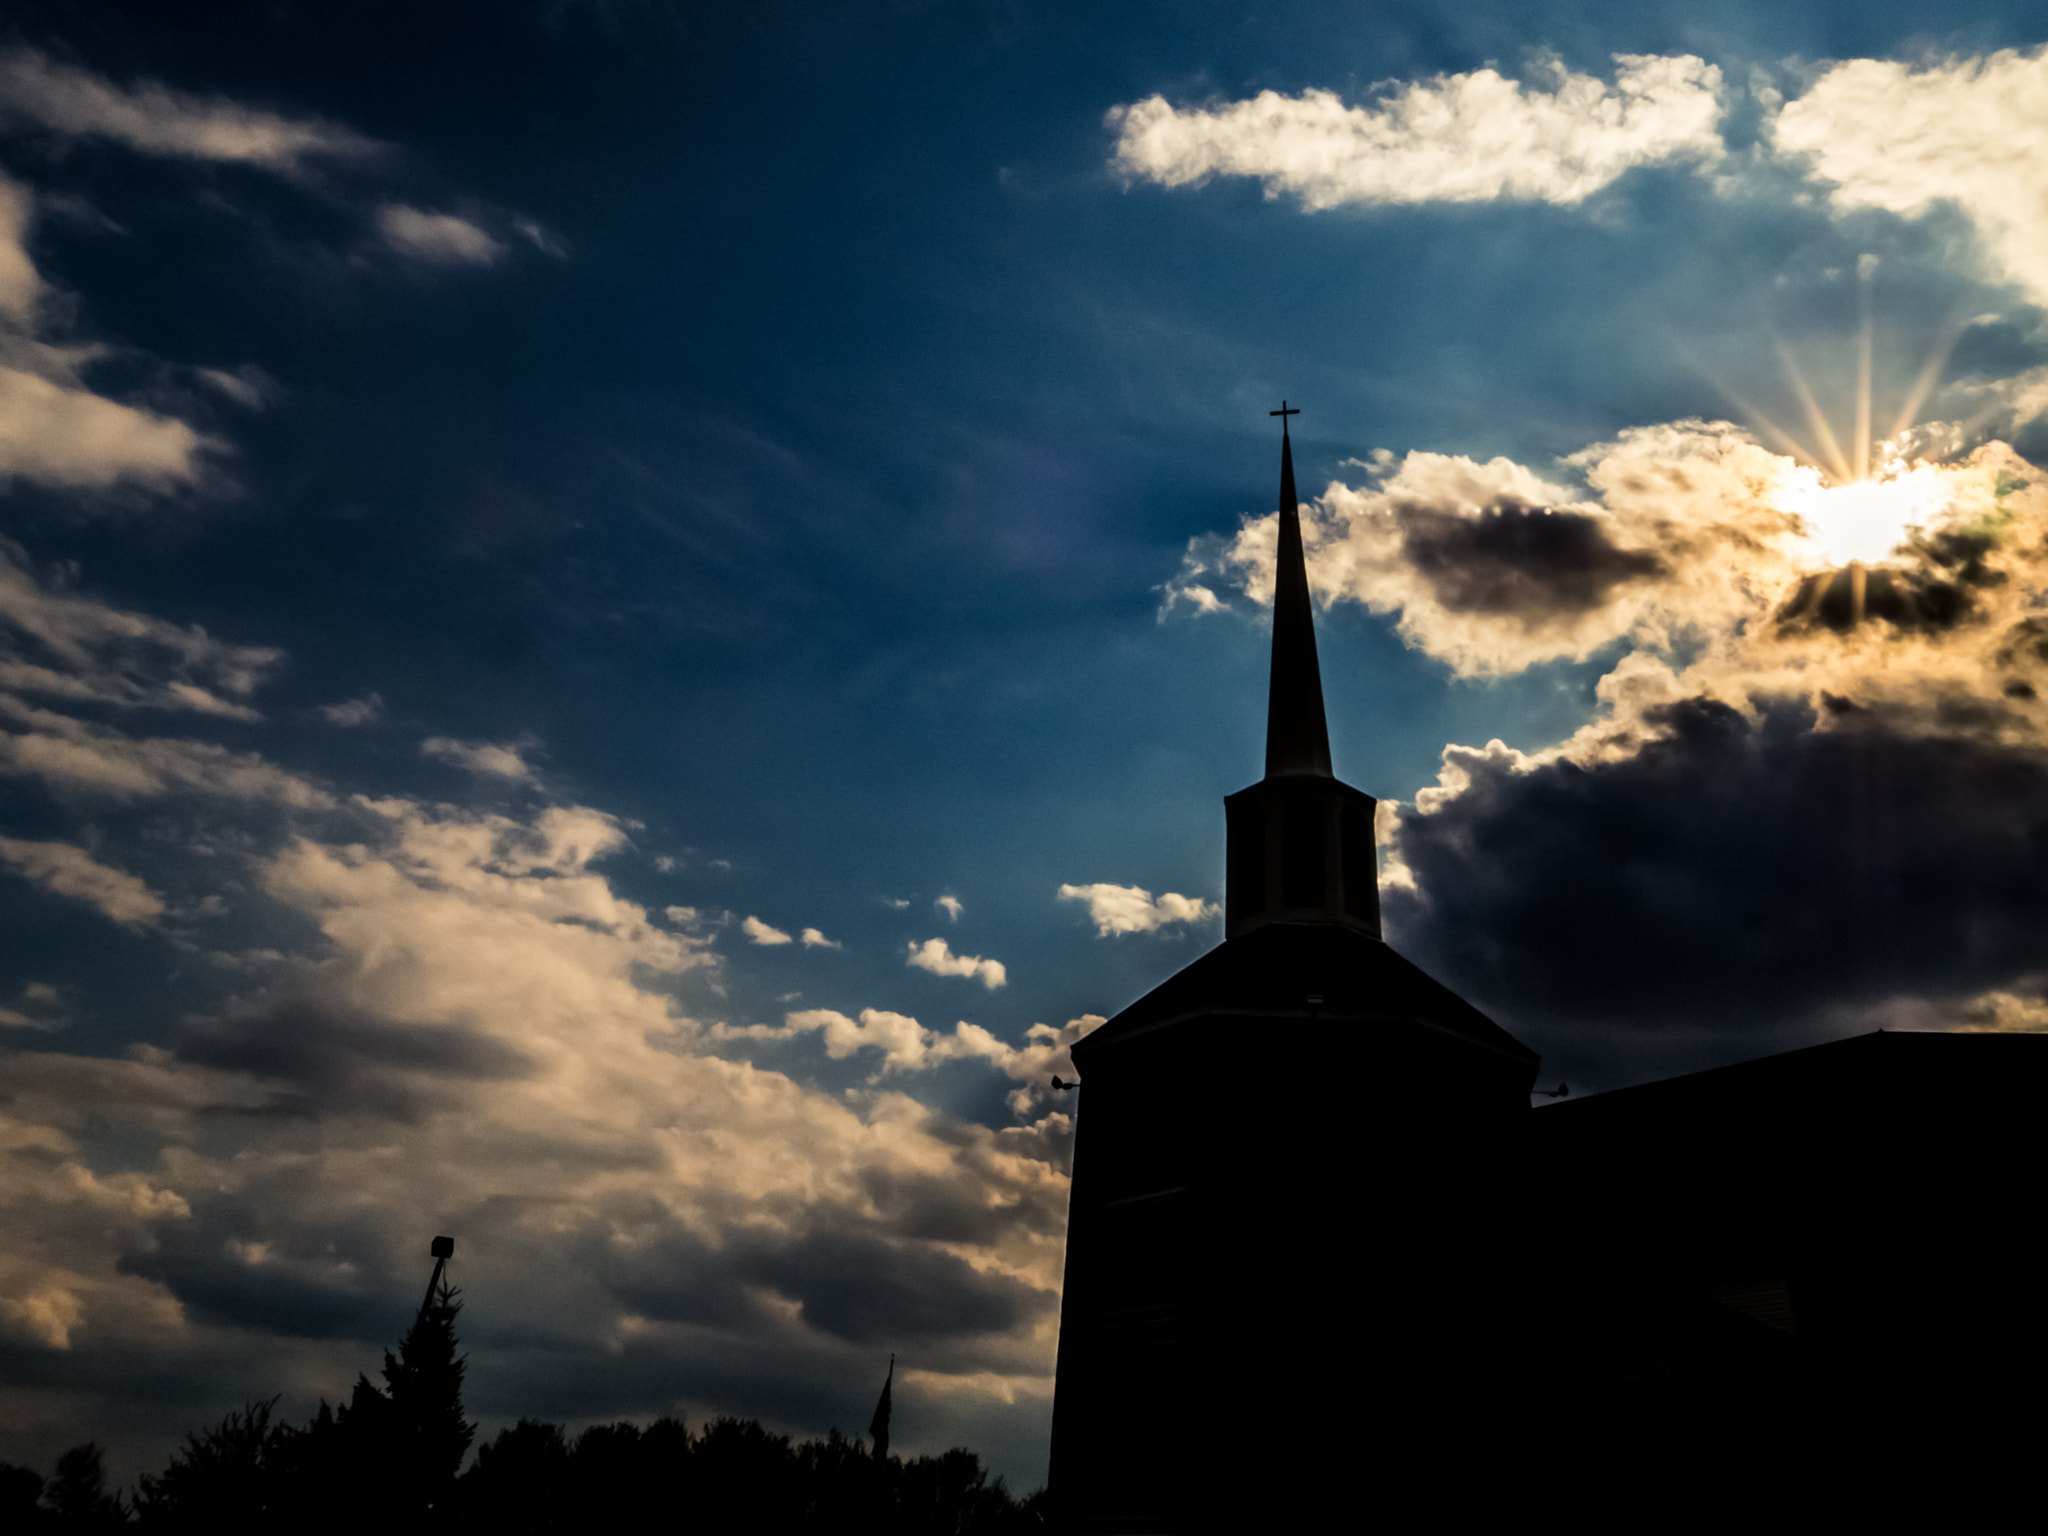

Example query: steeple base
[1223,774,1380,939]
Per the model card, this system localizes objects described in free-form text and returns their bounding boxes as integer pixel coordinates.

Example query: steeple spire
[1265,404,1333,778]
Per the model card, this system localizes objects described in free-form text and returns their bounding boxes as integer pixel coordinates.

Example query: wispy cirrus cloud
[0,349,214,493]
[317,694,385,728]
[0,47,378,170]
[420,737,537,780]
[1110,53,1725,210]
[0,837,163,925]
[375,205,505,267]
[0,540,281,715]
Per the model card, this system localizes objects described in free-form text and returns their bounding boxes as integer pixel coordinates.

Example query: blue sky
[6,0,2048,1493]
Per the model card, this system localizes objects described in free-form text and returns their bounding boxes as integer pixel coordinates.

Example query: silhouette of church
[1046,413,2048,1530]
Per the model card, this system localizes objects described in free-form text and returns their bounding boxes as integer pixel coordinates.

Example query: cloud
[0,837,162,925]
[318,694,385,727]
[420,737,536,780]
[0,174,41,323]
[1771,46,2048,308]
[376,205,505,266]
[0,48,377,170]
[0,364,213,491]
[1389,692,2048,1032]
[1335,426,2048,1044]
[800,927,840,949]
[0,540,282,715]
[906,938,1007,989]
[0,792,1070,1481]
[935,894,963,922]
[1056,882,1217,936]
[742,915,793,946]
[1176,423,1809,676]
[1174,392,2048,1055]
[0,983,67,1031]
[0,180,211,501]
[513,218,568,259]
[1109,53,1724,211]
[194,366,275,411]
[713,1007,1101,1093]
[0,697,332,806]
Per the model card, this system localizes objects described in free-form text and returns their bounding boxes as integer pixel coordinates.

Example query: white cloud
[742,914,793,946]
[907,937,1007,989]
[0,48,377,170]
[1057,882,1218,937]
[318,694,385,727]
[0,540,281,715]
[0,794,1069,1469]
[1179,423,1807,677]
[1771,46,2048,308]
[194,366,274,411]
[0,696,332,806]
[514,218,568,259]
[800,927,840,949]
[936,894,963,922]
[712,1006,1102,1085]
[0,365,211,491]
[1109,53,1724,211]
[376,205,505,266]
[0,178,212,502]
[0,837,163,925]
[420,737,535,780]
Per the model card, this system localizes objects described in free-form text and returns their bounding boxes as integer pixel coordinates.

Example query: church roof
[1072,919,1536,1067]
[1532,1027,2048,1148]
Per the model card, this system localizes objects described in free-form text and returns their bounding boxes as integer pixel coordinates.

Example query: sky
[5,0,2048,1494]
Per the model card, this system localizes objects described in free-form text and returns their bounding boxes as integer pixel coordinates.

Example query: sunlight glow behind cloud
[1778,462,1953,566]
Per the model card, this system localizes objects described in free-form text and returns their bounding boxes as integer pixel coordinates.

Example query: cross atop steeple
[1271,400,1300,424]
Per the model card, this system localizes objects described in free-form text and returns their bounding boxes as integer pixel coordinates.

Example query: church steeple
[1265,405,1334,779]
[1222,404,1379,941]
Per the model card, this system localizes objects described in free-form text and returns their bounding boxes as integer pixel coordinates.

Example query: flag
[868,1354,894,1460]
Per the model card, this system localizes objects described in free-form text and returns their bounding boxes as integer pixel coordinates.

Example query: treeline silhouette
[2,1283,1046,1533]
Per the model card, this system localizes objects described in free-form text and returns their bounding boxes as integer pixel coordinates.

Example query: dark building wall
[1049,989,1538,1532]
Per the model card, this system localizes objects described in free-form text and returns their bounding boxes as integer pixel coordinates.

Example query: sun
[1776,460,1951,566]
[1704,256,1968,572]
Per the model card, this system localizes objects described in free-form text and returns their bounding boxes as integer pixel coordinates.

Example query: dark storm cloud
[115,1200,396,1341]
[603,1205,1055,1349]
[1775,549,1998,636]
[741,1224,1052,1346]
[1387,695,2048,1030]
[177,987,538,1122]
[1393,497,1668,619]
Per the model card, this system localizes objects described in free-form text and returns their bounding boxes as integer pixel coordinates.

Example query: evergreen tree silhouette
[338,1276,475,1518]
[0,1461,56,1531]
[133,1398,288,1528]
[385,1277,476,1508]
[44,1443,124,1529]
